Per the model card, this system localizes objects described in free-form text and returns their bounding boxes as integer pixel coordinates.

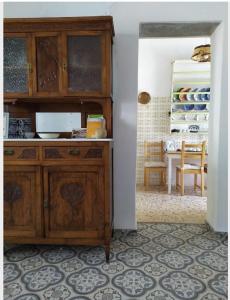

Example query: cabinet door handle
[28,63,33,74]
[44,199,49,209]
[4,149,15,156]
[63,63,67,71]
[69,149,80,156]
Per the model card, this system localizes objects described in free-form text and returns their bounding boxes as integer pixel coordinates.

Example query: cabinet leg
[105,244,110,263]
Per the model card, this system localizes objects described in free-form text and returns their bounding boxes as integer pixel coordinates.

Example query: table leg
[168,157,172,194]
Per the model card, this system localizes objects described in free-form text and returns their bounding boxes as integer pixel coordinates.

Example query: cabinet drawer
[4,147,39,161]
[43,146,104,161]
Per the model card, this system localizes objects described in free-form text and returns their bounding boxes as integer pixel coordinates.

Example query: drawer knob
[4,149,15,156]
[69,149,80,156]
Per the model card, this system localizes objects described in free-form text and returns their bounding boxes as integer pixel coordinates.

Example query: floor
[4,223,227,300]
[136,185,207,224]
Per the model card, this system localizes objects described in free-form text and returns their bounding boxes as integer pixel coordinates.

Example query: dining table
[165,151,208,194]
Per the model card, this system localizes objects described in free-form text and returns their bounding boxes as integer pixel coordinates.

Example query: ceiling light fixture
[191,44,211,62]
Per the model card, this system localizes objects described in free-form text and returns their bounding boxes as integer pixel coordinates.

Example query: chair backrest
[144,141,164,162]
[180,141,206,169]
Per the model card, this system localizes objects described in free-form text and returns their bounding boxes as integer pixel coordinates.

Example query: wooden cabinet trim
[4,16,115,37]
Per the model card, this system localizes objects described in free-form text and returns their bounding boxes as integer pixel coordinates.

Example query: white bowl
[24,132,35,139]
[38,133,60,139]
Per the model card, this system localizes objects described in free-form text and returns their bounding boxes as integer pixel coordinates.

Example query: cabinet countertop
[4,138,113,142]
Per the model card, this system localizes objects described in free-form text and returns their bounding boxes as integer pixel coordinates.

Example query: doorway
[135,23,217,224]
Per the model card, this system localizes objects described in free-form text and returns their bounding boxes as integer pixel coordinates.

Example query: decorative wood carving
[85,148,103,158]
[18,148,36,159]
[36,36,59,92]
[4,182,23,225]
[4,182,22,204]
[45,148,63,159]
[60,183,84,208]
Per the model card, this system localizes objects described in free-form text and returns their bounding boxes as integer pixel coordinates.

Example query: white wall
[138,37,210,97]
[207,22,228,232]
[4,2,228,231]
[111,2,228,231]
[4,2,111,17]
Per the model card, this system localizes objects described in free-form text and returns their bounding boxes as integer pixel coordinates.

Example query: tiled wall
[136,97,208,185]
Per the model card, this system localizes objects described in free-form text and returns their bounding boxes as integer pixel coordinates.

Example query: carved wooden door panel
[43,166,104,239]
[4,166,42,238]
[4,33,32,98]
[62,31,107,96]
[32,32,63,96]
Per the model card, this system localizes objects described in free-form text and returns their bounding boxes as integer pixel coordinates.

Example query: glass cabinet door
[4,35,31,96]
[65,33,106,96]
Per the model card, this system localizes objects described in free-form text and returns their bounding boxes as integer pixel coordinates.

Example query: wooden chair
[176,141,206,196]
[144,141,166,186]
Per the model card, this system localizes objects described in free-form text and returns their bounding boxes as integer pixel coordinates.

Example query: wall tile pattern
[136,97,208,185]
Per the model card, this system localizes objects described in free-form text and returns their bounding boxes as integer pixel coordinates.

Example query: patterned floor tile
[136,186,207,224]
[4,223,228,299]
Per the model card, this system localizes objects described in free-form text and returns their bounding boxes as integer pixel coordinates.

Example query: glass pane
[36,36,59,93]
[67,35,102,92]
[4,37,28,93]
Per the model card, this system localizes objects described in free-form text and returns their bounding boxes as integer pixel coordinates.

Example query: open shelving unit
[170,60,211,134]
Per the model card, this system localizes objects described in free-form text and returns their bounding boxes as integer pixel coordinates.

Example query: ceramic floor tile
[4,223,227,300]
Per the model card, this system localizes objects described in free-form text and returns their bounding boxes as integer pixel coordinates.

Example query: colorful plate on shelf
[205,87,210,101]
[183,104,194,111]
[179,88,191,101]
[186,88,196,101]
[199,88,208,101]
[194,88,202,101]
[172,104,183,112]
[194,104,207,111]
[174,88,184,101]
[190,88,199,101]
[189,125,200,133]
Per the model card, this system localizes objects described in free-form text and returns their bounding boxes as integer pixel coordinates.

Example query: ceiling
[139,22,219,38]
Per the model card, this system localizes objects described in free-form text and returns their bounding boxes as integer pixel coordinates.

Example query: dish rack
[170,60,210,134]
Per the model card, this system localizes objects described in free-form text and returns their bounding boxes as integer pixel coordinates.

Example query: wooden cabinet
[4,141,112,261]
[4,165,42,238]
[4,17,114,261]
[4,17,114,98]
[43,166,104,239]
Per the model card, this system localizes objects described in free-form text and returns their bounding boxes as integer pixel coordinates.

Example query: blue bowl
[183,104,194,111]
[194,104,207,110]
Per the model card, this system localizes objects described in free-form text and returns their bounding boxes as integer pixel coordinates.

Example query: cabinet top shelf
[172,81,210,85]
[171,120,208,124]
[171,111,209,114]
[4,16,115,36]
[172,92,210,95]
[173,71,210,74]
[172,101,210,105]
[4,138,113,142]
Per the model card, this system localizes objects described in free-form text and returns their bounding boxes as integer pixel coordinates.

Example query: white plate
[38,133,60,139]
